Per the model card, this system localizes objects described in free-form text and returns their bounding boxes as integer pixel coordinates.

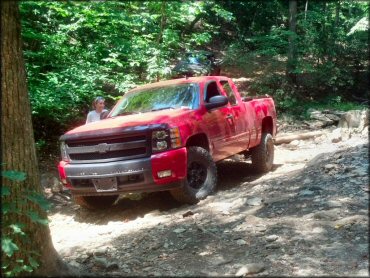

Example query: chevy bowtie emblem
[97,143,109,153]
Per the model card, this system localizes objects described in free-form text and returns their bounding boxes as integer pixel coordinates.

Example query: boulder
[338,109,369,130]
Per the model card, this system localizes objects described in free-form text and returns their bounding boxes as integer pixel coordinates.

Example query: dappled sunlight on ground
[47,127,368,276]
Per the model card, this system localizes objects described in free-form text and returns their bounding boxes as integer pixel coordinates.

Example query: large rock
[308,109,342,127]
[338,109,369,130]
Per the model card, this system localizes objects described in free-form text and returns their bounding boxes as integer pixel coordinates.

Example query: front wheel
[251,133,274,173]
[73,194,119,210]
[170,146,217,204]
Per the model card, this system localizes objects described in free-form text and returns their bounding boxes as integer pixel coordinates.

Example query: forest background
[19,0,368,154]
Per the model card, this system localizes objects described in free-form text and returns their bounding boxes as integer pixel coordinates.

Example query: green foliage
[222,1,368,115]
[300,96,367,120]
[19,1,369,142]
[1,171,27,182]
[1,170,50,276]
[20,1,233,145]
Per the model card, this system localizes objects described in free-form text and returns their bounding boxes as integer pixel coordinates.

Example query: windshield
[110,83,199,117]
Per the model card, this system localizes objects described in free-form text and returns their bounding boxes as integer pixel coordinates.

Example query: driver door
[202,80,234,160]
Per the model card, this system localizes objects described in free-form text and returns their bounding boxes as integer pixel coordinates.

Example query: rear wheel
[251,133,274,173]
[170,146,217,204]
[73,194,119,210]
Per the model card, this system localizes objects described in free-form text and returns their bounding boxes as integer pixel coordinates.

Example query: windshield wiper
[150,106,176,112]
[114,111,139,117]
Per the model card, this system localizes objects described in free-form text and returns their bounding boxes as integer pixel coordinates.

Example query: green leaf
[28,257,39,268]
[27,211,49,225]
[2,203,20,214]
[25,193,51,211]
[10,265,24,275]
[2,171,27,181]
[1,186,10,196]
[23,265,34,272]
[9,223,26,236]
[2,237,19,257]
[2,263,10,270]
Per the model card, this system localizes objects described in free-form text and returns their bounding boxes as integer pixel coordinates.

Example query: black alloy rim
[187,161,207,189]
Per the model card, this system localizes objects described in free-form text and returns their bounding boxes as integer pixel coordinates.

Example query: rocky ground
[41,120,369,277]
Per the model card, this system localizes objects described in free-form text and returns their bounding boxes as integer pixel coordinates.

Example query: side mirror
[205,95,229,110]
[100,110,110,120]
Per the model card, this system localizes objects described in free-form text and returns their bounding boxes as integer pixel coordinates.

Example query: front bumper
[58,147,187,196]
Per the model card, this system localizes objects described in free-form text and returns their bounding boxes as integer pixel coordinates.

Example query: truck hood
[61,108,194,140]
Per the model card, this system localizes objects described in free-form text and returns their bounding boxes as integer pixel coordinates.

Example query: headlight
[152,127,182,153]
[153,130,168,140]
[60,141,69,162]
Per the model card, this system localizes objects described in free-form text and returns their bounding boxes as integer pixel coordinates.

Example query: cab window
[204,81,221,102]
[220,80,237,105]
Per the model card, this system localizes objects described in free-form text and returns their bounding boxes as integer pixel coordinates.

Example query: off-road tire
[73,194,119,210]
[251,133,274,173]
[170,146,217,204]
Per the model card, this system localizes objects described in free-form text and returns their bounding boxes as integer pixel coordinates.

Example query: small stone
[312,227,324,234]
[308,185,323,191]
[236,239,247,245]
[313,211,338,221]
[235,263,265,276]
[173,228,186,234]
[289,140,300,146]
[299,189,314,196]
[149,243,162,251]
[212,256,233,266]
[182,211,194,218]
[142,266,153,272]
[256,226,267,233]
[265,235,279,242]
[93,256,109,268]
[324,164,336,171]
[246,197,263,206]
[106,262,119,271]
[265,244,279,249]
[69,260,80,268]
[303,178,311,184]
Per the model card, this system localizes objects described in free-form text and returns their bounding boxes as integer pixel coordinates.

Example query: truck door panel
[220,80,250,153]
[203,81,234,160]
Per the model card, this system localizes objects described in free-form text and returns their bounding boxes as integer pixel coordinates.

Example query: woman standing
[86,96,108,124]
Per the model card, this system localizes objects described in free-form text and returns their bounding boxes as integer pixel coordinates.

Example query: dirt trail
[44,124,369,276]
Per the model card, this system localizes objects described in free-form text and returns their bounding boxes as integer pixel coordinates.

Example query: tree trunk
[156,1,166,82]
[305,0,308,20]
[1,2,71,276]
[287,0,297,84]
[274,131,325,145]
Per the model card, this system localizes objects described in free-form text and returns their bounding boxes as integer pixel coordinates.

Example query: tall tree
[287,0,297,83]
[1,1,71,276]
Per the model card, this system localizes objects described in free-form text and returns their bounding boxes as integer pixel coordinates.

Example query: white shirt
[86,109,108,124]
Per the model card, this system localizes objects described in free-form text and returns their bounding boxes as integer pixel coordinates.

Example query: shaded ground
[42,124,369,276]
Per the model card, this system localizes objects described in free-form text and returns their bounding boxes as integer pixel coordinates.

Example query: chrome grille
[66,134,149,163]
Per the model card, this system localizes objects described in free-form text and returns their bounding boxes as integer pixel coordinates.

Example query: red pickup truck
[58,76,277,209]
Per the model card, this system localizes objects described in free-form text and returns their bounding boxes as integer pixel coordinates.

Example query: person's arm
[86,112,92,124]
